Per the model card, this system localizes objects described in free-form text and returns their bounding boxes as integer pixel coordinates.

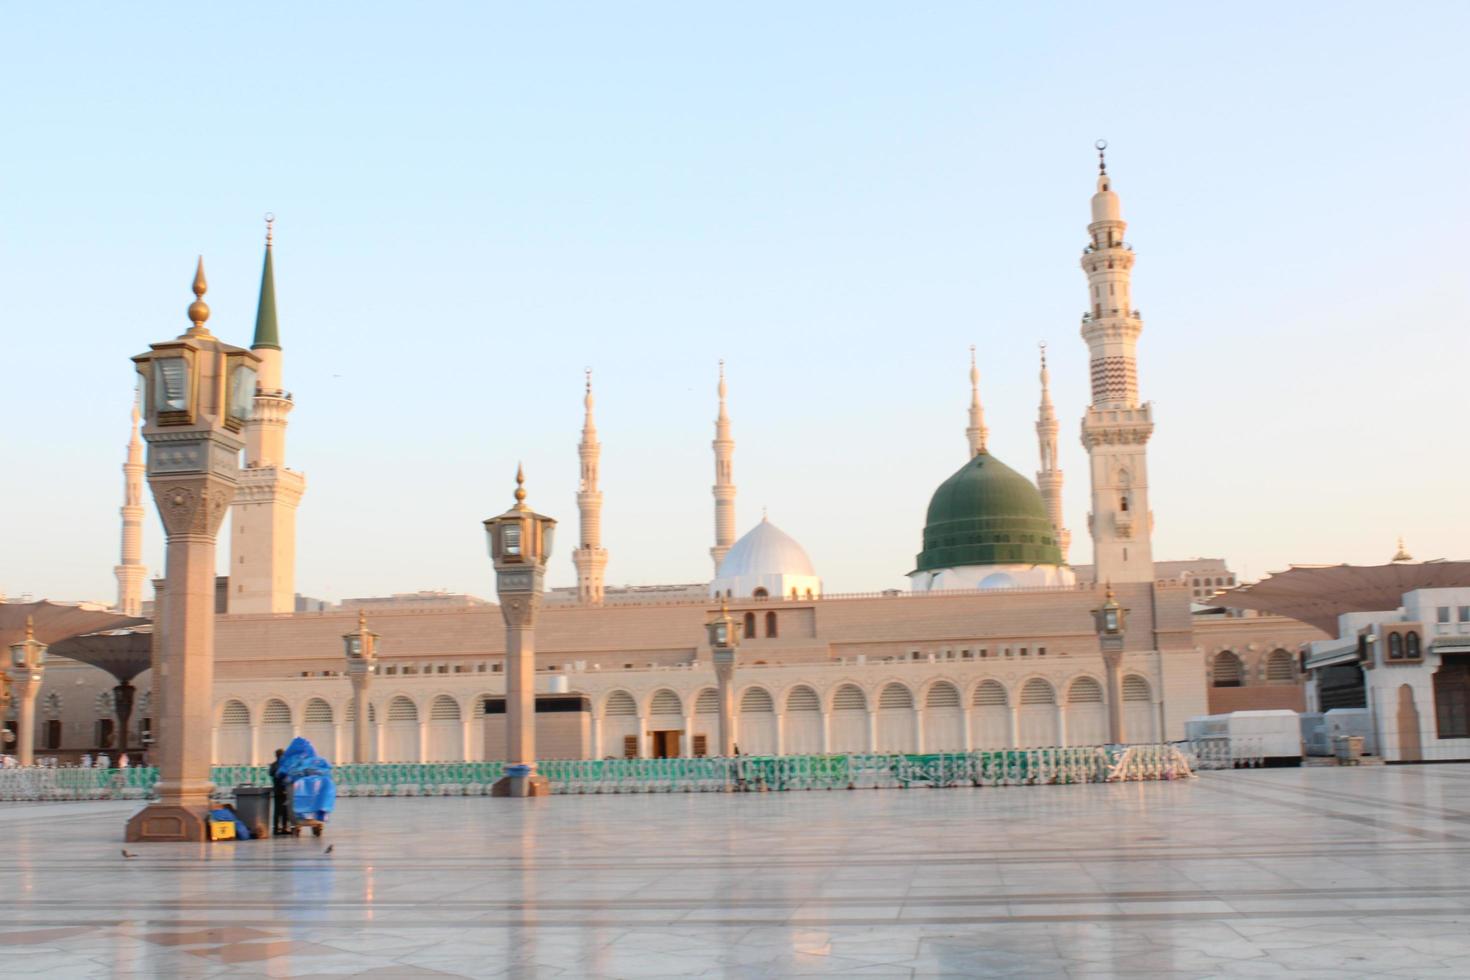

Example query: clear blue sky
[5,2,1467,603]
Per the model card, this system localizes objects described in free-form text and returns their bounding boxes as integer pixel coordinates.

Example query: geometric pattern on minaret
[710,361,736,573]
[1079,142,1155,584]
[114,390,147,617]
[228,216,307,613]
[572,369,608,604]
[965,345,988,458]
[1035,343,1071,562]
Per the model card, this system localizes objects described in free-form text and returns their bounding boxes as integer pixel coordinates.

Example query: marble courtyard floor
[3,767,1470,978]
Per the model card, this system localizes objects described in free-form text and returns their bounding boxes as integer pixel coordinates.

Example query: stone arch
[1065,676,1107,746]
[1017,678,1059,746]
[924,680,961,708]
[875,681,917,752]
[970,679,1010,750]
[429,694,461,721]
[262,698,292,726]
[303,698,334,724]
[829,682,868,753]
[923,680,964,752]
[878,682,915,709]
[382,695,421,762]
[601,689,640,758]
[424,694,463,761]
[783,684,822,753]
[693,688,719,714]
[738,685,776,754]
[216,699,252,766]
[1122,674,1157,743]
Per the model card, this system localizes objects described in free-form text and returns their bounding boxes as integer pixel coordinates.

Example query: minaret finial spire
[185,257,211,337]
[265,211,275,247]
[966,345,988,457]
[1096,138,1108,175]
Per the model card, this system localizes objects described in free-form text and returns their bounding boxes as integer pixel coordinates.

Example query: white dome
[717,518,815,579]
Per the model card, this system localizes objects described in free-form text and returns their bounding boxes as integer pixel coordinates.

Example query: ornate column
[484,467,557,798]
[8,619,47,766]
[126,260,258,842]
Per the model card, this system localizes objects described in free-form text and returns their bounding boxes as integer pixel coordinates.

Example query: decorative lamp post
[705,600,740,756]
[483,466,556,798]
[126,259,259,842]
[1091,584,1129,744]
[343,610,379,763]
[8,617,47,766]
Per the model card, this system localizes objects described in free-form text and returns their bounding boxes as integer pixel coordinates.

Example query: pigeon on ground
[324,844,334,854]
[121,850,137,859]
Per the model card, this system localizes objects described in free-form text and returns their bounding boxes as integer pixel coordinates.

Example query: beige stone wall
[1195,616,1326,714]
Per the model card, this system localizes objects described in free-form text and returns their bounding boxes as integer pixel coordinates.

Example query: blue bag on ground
[278,736,336,821]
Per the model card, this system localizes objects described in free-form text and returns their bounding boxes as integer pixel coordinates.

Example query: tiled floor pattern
[2,766,1470,977]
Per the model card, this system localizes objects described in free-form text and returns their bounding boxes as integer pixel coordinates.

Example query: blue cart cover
[279,736,336,820]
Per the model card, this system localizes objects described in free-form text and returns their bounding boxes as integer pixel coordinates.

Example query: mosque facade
[18,151,1328,765]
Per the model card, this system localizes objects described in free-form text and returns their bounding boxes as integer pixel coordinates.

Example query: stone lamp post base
[490,774,551,798]
[125,804,209,842]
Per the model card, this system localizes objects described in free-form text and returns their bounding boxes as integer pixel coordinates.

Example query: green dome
[914,452,1063,573]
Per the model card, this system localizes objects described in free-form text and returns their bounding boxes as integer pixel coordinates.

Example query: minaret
[966,345,988,457]
[228,215,307,613]
[114,391,147,617]
[710,361,736,572]
[1079,142,1155,584]
[572,370,608,604]
[1035,343,1070,562]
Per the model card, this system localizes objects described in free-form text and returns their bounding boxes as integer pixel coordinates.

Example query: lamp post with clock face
[1092,584,1130,745]
[126,259,259,842]
[343,611,379,763]
[705,602,740,756]
[483,467,557,798]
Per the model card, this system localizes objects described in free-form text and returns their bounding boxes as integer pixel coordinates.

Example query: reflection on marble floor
[3,766,1470,977]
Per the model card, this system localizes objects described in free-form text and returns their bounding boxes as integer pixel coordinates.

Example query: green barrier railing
[0,744,1195,801]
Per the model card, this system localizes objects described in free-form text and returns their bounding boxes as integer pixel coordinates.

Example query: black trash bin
[233,786,272,840]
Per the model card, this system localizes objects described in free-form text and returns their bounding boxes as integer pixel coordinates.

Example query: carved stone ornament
[153,479,234,538]
[498,591,543,628]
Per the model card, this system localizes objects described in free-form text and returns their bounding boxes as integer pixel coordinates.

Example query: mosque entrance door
[651,730,682,758]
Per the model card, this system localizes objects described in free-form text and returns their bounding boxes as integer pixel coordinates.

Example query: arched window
[649,689,682,717]
[1389,633,1405,660]
[878,683,914,709]
[1020,679,1056,705]
[786,686,820,712]
[765,611,778,638]
[262,699,291,726]
[694,689,719,713]
[832,684,866,711]
[1120,496,1129,512]
[743,612,756,638]
[430,695,461,721]
[925,682,960,708]
[752,587,769,599]
[739,687,774,712]
[1406,631,1422,659]
[304,698,333,724]
[1266,649,1296,680]
[1068,677,1104,703]
[604,691,637,717]
[1122,675,1150,701]
[973,680,1008,706]
[1212,651,1244,687]
[220,701,250,727]
[387,696,418,722]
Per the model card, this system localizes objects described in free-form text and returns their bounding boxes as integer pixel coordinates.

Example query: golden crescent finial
[264,212,275,246]
[514,463,527,505]
[1095,139,1108,175]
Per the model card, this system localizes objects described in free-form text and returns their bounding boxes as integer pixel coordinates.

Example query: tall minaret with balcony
[1079,142,1154,583]
[114,393,147,617]
[572,370,608,604]
[965,345,988,457]
[710,361,736,572]
[228,217,307,613]
[1035,344,1071,562]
